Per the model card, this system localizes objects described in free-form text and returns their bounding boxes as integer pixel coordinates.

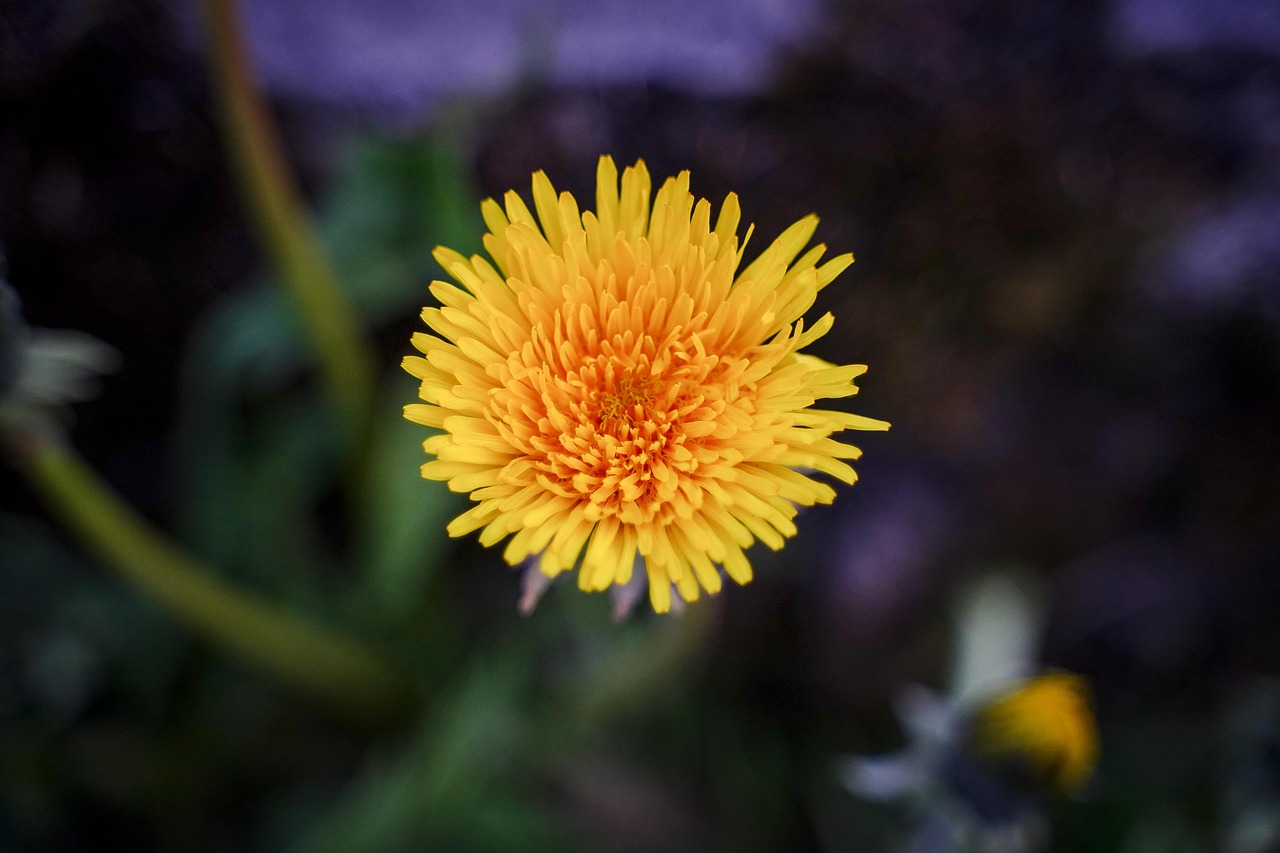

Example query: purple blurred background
[3,0,1280,849]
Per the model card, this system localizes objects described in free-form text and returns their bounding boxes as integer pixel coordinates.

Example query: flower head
[0,282,119,441]
[969,672,1098,794]
[840,572,1099,852]
[403,157,888,612]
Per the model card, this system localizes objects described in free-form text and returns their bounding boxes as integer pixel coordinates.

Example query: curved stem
[201,0,377,446]
[17,434,412,728]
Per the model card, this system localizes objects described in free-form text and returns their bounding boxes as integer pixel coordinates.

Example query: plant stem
[19,434,411,728]
[201,0,377,445]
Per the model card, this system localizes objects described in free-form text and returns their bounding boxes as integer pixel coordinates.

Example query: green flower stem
[19,434,412,728]
[201,0,377,445]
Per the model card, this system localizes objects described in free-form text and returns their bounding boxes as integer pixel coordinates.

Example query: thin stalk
[18,434,411,728]
[201,0,377,445]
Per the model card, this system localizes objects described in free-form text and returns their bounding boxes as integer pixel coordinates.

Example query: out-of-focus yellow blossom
[970,671,1099,794]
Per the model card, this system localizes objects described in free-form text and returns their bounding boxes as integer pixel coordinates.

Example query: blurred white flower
[0,282,119,440]
[839,570,1097,853]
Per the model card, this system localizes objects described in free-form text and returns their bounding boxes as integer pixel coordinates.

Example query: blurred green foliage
[0,130,750,851]
[6,22,1280,845]
[174,136,477,617]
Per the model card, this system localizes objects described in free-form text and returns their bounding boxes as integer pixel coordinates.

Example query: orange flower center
[596,371,662,427]
[488,297,754,529]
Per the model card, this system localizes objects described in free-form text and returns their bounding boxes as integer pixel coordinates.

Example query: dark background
[2,0,1279,849]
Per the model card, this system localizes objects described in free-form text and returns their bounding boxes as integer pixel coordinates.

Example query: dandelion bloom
[970,672,1099,793]
[403,157,888,612]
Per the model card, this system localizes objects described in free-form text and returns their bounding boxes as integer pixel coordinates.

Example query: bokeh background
[3,0,1280,849]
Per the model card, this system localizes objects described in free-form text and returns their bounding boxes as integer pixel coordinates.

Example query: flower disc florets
[403,156,888,612]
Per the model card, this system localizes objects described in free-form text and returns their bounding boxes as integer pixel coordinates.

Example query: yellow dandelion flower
[970,672,1099,794]
[402,156,889,612]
